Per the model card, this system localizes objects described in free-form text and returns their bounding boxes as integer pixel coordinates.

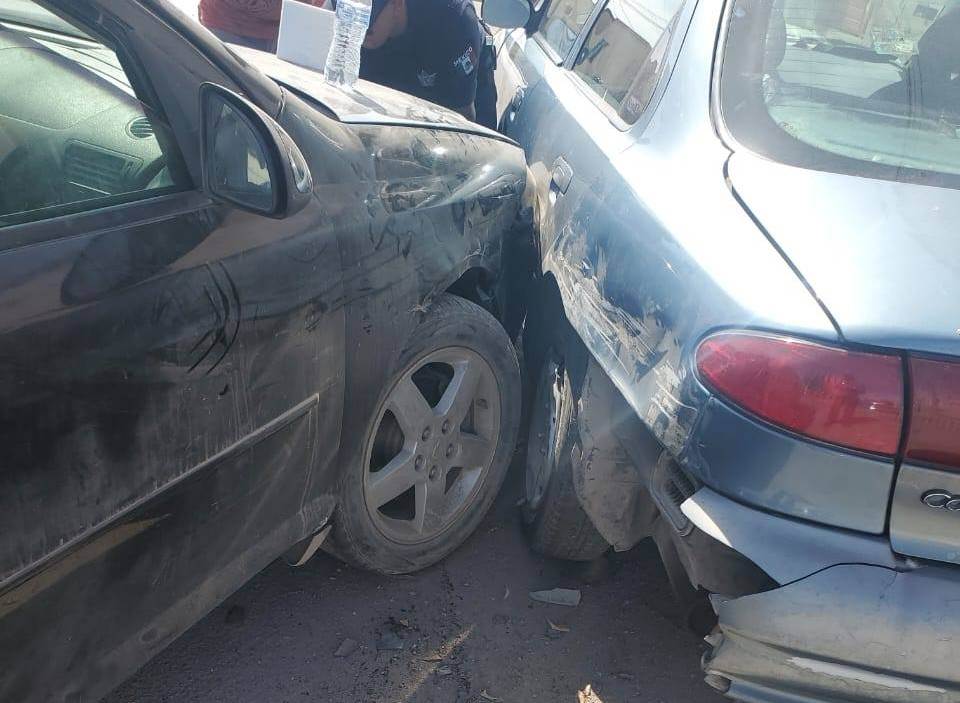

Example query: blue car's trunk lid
[727,151,960,358]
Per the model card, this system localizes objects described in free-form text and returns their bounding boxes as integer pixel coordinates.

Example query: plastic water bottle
[324,0,372,88]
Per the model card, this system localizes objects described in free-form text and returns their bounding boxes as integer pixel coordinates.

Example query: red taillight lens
[696,333,903,455]
[905,358,960,469]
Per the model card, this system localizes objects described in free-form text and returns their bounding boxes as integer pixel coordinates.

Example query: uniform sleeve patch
[452,45,476,75]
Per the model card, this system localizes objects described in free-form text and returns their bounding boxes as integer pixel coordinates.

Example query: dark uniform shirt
[360,0,483,112]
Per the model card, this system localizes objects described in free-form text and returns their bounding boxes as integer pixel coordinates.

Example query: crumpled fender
[706,563,960,703]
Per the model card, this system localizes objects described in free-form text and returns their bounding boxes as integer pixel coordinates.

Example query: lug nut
[415,455,425,471]
[441,419,451,434]
[446,443,456,458]
[421,427,432,441]
[429,466,439,481]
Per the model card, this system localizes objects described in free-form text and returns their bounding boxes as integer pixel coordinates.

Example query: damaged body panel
[707,563,960,703]
[494,0,960,699]
[0,1,530,700]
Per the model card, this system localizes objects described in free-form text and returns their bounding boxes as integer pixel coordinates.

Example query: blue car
[482,0,960,700]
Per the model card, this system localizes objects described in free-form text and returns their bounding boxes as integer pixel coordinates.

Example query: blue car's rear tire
[522,336,609,562]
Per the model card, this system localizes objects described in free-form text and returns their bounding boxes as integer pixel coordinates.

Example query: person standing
[199,0,327,52]
[360,0,498,127]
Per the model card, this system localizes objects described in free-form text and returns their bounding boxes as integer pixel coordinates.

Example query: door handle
[550,157,573,195]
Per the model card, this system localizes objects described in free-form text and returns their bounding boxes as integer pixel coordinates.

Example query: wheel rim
[363,347,501,545]
[525,355,562,512]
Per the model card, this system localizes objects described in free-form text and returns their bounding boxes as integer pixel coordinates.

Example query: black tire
[523,344,609,562]
[330,294,521,574]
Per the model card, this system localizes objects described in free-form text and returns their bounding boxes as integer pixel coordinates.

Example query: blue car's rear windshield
[720,0,960,187]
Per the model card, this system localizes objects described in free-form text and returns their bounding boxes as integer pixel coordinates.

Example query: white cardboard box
[277,0,336,71]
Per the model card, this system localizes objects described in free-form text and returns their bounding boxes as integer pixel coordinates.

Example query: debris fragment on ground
[529,588,582,607]
[377,631,404,651]
[333,638,358,658]
[578,683,604,702]
[545,618,571,639]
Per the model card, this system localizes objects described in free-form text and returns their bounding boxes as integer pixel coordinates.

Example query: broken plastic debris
[334,637,358,657]
[436,666,453,676]
[480,691,500,701]
[578,684,603,703]
[287,524,332,567]
[547,618,570,632]
[503,586,510,600]
[377,631,404,651]
[529,588,582,607]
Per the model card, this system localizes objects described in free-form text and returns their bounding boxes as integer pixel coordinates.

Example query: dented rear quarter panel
[518,0,833,484]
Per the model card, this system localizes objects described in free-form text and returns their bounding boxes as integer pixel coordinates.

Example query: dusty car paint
[0,1,530,700]
[229,46,509,138]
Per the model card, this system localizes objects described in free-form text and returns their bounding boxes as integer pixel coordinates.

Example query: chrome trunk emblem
[922,490,960,511]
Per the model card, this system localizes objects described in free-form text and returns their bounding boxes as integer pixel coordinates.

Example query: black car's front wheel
[331,294,521,574]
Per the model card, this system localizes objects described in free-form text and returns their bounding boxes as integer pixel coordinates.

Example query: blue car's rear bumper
[688,491,960,703]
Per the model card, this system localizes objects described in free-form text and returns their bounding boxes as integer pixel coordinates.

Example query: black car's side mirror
[201,84,313,219]
[481,0,530,28]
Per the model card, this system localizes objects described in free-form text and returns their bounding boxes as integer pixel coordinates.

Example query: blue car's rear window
[721,0,960,186]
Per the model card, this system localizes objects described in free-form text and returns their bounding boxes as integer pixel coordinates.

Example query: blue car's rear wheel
[522,340,609,562]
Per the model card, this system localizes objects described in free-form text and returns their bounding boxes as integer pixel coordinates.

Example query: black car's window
[722,0,960,184]
[572,0,686,124]
[0,0,188,226]
[537,0,599,59]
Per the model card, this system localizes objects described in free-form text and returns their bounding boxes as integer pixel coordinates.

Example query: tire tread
[526,366,609,562]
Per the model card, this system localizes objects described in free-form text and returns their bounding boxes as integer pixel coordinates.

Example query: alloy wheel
[363,347,501,544]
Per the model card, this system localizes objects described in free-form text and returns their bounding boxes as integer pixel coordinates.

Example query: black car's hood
[728,151,960,357]
[232,46,508,141]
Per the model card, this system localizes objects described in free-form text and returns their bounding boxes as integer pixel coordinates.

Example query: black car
[0,1,532,700]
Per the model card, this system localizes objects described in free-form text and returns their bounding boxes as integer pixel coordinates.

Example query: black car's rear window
[720,0,960,187]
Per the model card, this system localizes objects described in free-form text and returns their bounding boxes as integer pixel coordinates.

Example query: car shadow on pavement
[107,451,724,703]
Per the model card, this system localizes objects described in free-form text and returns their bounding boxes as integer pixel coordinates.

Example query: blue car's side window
[536,0,599,60]
[571,0,686,124]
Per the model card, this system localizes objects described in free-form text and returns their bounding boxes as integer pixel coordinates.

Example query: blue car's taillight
[904,357,960,470]
[696,332,903,456]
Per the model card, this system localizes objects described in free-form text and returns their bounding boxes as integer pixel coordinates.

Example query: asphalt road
[106,460,725,703]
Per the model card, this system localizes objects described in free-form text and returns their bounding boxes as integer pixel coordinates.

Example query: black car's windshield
[0,0,90,38]
[721,0,960,185]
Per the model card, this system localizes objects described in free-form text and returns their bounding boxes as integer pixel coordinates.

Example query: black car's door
[0,2,344,701]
